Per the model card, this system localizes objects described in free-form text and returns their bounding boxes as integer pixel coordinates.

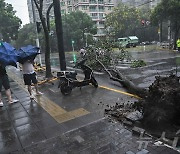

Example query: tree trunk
[42,18,53,78]
[96,58,148,98]
[33,0,53,78]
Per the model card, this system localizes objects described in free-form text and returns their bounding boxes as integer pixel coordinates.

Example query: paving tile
[26,106,45,116]
[19,97,32,103]
[13,116,33,127]
[19,130,46,148]
[0,128,18,142]
[7,105,25,114]
[9,110,29,120]
[6,102,23,110]
[61,118,85,132]
[23,102,42,111]
[96,143,111,153]
[10,149,25,154]
[35,116,58,129]
[40,124,67,139]
[15,123,39,136]
[20,98,32,104]
[11,88,25,94]
[29,111,51,122]
[78,112,104,125]
[0,138,22,153]
[0,111,11,123]
[0,121,12,131]
[0,107,7,113]
[24,136,61,152]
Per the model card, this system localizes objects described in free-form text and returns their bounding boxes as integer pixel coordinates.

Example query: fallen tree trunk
[96,58,148,98]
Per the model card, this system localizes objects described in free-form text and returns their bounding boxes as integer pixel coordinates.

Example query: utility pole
[30,0,42,65]
[53,0,66,71]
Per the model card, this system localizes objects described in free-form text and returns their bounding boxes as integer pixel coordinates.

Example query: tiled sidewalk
[23,119,179,154]
[0,75,179,153]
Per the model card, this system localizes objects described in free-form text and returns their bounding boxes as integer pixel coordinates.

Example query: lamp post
[84,28,88,47]
[30,0,42,66]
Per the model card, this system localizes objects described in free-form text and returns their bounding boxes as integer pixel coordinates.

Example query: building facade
[27,0,161,36]
[122,0,161,9]
[27,0,117,37]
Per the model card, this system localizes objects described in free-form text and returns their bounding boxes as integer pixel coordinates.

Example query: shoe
[9,99,19,104]
[0,101,3,107]
[36,92,43,96]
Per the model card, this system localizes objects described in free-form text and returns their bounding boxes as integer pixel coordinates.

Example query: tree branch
[95,56,148,98]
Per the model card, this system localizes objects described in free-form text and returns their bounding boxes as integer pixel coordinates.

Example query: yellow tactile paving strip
[7,70,90,123]
[55,108,90,123]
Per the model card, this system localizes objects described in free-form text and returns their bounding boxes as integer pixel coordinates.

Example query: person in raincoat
[21,59,43,99]
[177,37,180,52]
[0,63,19,107]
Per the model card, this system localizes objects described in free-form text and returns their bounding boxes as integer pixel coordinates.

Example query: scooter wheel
[91,77,98,88]
[60,85,72,95]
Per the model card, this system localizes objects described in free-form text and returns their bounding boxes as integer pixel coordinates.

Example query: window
[89,6,96,11]
[61,9,65,14]
[91,13,98,19]
[99,21,104,25]
[98,6,104,11]
[82,6,88,10]
[67,1,71,5]
[98,0,103,4]
[61,2,65,6]
[89,0,97,4]
[108,6,112,10]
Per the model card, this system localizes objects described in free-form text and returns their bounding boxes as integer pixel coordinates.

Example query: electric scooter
[57,59,98,95]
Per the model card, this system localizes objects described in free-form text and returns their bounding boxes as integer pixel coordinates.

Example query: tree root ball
[141,74,180,129]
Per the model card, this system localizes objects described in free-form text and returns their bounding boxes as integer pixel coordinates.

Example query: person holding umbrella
[21,59,43,99]
[0,63,19,107]
[17,45,43,99]
[0,42,19,107]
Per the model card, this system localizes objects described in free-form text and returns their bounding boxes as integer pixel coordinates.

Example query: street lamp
[30,0,42,66]
[84,28,88,47]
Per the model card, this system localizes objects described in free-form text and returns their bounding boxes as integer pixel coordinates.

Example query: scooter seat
[57,71,77,79]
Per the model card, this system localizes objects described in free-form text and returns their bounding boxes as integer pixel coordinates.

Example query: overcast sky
[5,0,29,26]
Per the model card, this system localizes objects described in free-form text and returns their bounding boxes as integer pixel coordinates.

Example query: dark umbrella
[17,45,40,64]
[0,42,19,67]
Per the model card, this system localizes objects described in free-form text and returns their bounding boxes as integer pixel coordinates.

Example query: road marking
[76,74,140,99]
[99,85,141,99]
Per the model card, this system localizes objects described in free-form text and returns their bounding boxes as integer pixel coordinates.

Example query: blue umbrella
[0,42,19,67]
[17,45,40,64]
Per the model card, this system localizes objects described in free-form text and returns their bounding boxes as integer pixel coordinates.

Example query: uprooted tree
[84,42,180,129]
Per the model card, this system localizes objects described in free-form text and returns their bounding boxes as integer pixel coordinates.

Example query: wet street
[0,48,180,153]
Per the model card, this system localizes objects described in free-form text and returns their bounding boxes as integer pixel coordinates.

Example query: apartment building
[27,0,117,37]
[122,0,161,9]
